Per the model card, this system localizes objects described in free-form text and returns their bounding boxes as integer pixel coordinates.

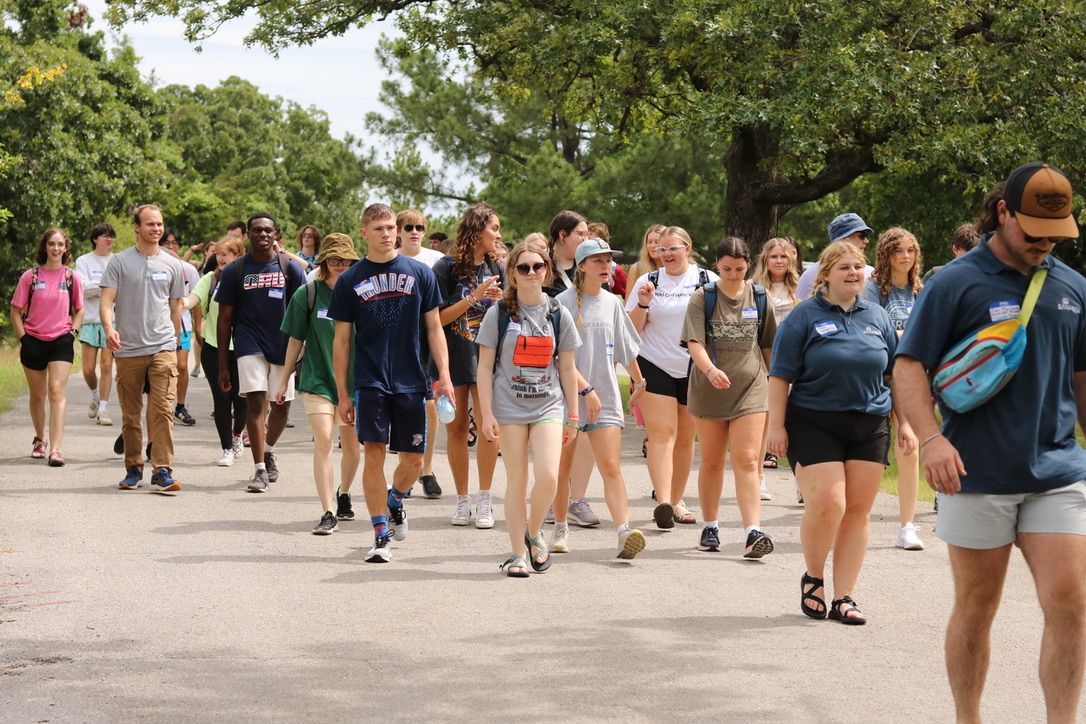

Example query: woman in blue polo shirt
[767,241,915,626]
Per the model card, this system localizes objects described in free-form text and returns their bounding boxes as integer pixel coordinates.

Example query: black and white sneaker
[420,474,442,499]
[698,526,721,552]
[336,489,355,520]
[247,468,270,493]
[264,451,279,483]
[174,404,196,426]
[744,529,775,559]
[312,511,338,535]
[389,504,408,541]
[365,533,392,563]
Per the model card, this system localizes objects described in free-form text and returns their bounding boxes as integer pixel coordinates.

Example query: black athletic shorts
[785,404,890,467]
[19,332,75,371]
[638,355,689,407]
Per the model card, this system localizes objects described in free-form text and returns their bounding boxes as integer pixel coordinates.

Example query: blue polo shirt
[770,293,896,415]
[897,237,1086,494]
[327,253,442,394]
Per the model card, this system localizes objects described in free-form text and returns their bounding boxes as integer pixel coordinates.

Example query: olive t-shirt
[681,281,777,420]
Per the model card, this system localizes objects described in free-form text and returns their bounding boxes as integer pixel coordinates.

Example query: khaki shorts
[301,392,335,416]
[935,480,1086,549]
[237,354,295,401]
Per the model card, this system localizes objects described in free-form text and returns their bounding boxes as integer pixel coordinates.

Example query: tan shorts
[301,392,335,416]
[935,480,1086,549]
[237,354,295,401]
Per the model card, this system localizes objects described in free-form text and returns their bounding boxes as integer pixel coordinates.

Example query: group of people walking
[11,160,1086,724]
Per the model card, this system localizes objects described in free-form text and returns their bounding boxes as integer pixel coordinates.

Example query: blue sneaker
[150,467,181,494]
[697,526,721,552]
[118,466,143,490]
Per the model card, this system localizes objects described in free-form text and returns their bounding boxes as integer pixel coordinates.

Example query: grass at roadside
[0,345,26,414]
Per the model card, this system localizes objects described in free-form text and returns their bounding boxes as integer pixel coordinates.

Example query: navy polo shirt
[897,237,1086,494]
[770,293,896,415]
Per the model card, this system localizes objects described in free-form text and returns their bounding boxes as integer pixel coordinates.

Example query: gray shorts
[935,480,1086,549]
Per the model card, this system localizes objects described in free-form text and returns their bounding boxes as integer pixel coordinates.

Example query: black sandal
[763,452,778,469]
[828,595,867,626]
[801,572,827,620]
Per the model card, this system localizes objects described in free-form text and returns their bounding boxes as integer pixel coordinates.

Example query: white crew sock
[98,400,108,413]
[704,520,719,529]
[745,525,760,536]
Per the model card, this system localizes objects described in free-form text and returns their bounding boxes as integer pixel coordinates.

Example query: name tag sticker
[151,271,168,282]
[814,321,839,336]
[506,321,522,334]
[989,301,1020,322]
[741,307,758,320]
[90,270,103,279]
[32,281,47,291]
[316,308,329,320]
[268,288,284,300]
[354,283,366,297]
[606,342,615,356]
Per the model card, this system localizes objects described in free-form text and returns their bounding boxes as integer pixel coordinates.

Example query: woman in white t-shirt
[625,226,718,529]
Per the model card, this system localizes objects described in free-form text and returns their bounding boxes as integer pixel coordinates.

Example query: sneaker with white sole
[389,504,408,542]
[550,524,570,553]
[617,527,646,560]
[247,468,270,493]
[88,401,99,419]
[96,410,113,426]
[231,435,244,459]
[568,497,601,527]
[759,477,772,501]
[365,533,392,563]
[744,529,774,559]
[216,449,235,467]
[312,511,338,535]
[897,522,925,551]
[450,496,472,526]
[475,494,495,529]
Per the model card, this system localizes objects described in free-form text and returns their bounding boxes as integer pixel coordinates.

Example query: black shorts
[638,355,689,406]
[19,332,75,371]
[355,388,427,453]
[785,404,890,467]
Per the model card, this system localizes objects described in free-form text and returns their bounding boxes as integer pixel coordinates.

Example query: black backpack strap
[493,300,510,372]
[701,282,717,367]
[22,268,39,320]
[698,268,710,287]
[648,269,659,287]
[752,282,767,342]
[548,297,562,358]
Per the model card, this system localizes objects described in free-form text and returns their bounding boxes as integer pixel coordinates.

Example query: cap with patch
[575,237,623,266]
[827,212,874,243]
[1004,162,1079,239]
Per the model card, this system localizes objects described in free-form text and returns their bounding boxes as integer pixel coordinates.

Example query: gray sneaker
[248,468,270,493]
[264,451,279,483]
[550,524,570,553]
[312,511,337,535]
[568,497,601,528]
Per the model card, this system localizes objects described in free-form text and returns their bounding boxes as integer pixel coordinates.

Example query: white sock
[745,525,760,536]
[616,521,630,534]
[98,400,108,413]
[266,444,275,454]
[255,462,266,472]
[704,520,719,529]
[90,389,100,404]
[478,490,491,500]
[555,521,569,531]
[457,495,470,503]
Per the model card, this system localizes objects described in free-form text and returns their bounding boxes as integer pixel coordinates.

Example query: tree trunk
[721,125,788,251]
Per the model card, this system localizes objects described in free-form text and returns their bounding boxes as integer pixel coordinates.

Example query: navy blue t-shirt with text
[328,254,442,394]
[216,254,306,365]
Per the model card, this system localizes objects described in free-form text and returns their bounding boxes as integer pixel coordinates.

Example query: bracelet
[632,379,646,389]
[578,385,594,397]
[920,432,943,449]
[637,303,650,309]
[703,366,716,376]
[564,421,580,430]
[567,414,580,421]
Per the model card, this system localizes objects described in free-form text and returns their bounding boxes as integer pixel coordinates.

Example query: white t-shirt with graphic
[625,266,719,378]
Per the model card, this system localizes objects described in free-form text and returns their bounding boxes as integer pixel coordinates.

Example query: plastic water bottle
[434,384,456,424]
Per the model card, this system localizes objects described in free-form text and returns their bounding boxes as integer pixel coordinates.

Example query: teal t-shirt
[281,280,353,405]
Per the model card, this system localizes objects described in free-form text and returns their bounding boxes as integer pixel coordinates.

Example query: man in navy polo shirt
[331,203,452,564]
[895,162,1086,723]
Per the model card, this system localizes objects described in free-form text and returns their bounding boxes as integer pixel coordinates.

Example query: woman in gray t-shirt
[477,243,581,577]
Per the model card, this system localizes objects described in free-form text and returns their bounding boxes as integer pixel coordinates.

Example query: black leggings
[201,342,246,450]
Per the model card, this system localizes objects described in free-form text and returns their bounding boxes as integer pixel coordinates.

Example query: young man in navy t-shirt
[330,203,452,563]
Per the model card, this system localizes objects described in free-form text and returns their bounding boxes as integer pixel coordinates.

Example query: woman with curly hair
[432,203,506,529]
[863,227,926,552]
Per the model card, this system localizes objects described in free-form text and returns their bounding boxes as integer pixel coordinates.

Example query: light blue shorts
[179,330,192,351]
[935,480,1086,549]
[78,322,107,348]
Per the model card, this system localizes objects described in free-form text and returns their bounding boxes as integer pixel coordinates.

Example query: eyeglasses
[659,245,687,254]
[515,262,547,275]
[326,258,354,268]
[402,224,426,233]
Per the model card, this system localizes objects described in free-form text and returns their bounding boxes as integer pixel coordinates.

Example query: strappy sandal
[763,452,778,469]
[525,530,551,572]
[467,412,478,448]
[47,450,65,467]
[801,572,827,620]
[500,554,529,578]
[31,436,47,459]
[828,595,867,626]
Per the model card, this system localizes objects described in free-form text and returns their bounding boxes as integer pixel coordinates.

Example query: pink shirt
[10,266,84,341]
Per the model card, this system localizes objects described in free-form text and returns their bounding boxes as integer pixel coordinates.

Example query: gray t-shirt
[476,299,581,425]
[101,247,185,358]
[862,280,916,331]
[556,288,640,426]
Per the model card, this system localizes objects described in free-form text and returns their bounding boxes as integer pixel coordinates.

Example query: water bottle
[434,383,456,424]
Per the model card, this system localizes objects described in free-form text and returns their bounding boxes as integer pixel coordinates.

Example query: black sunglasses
[514,262,547,275]
[402,224,426,233]
[1011,212,1072,244]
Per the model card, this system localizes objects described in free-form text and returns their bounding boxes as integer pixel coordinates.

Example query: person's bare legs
[945,543,1012,724]
[337,423,359,495]
[895,414,921,527]
[569,436,595,499]
[499,424,531,557]
[469,385,498,493]
[694,417,728,523]
[730,412,767,528]
[586,426,629,524]
[265,398,291,447]
[308,410,336,512]
[639,391,677,502]
[245,391,268,465]
[45,360,72,454]
[795,461,847,613]
[829,460,883,599]
[527,422,563,564]
[421,398,437,477]
[671,403,696,505]
[176,349,190,406]
[554,436,594,525]
[392,451,424,495]
[81,343,98,396]
[446,385,472,496]
[23,367,47,442]
[98,345,113,404]
[1019,533,1086,724]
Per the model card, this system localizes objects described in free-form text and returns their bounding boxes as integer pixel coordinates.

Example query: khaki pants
[115,351,177,471]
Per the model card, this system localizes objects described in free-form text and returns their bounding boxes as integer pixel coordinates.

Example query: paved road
[0,372,1069,722]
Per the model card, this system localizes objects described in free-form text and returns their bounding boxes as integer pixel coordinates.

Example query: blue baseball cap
[827,213,874,242]
[575,237,623,265]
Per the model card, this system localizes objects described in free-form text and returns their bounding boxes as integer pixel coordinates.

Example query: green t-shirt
[192,271,231,350]
[280,279,353,404]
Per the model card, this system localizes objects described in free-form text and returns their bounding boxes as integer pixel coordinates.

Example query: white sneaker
[365,534,392,563]
[617,527,646,560]
[231,435,244,459]
[759,476,772,501]
[96,410,113,426]
[216,449,235,467]
[475,494,495,529]
[450,496,471,526]
[897,522,925,551]
[550,524,570,553]
[88,401,98,419]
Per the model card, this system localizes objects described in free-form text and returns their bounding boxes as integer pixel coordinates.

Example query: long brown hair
[503,242,552,322]
[872,227,923,297]
[35,228,71,266]
[452,203,497,285]
[752,237,799,305]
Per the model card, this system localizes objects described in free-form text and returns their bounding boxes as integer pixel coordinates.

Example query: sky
[82,1,397,145]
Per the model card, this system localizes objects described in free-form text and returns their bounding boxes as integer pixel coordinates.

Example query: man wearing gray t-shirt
[100,204,186,493]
